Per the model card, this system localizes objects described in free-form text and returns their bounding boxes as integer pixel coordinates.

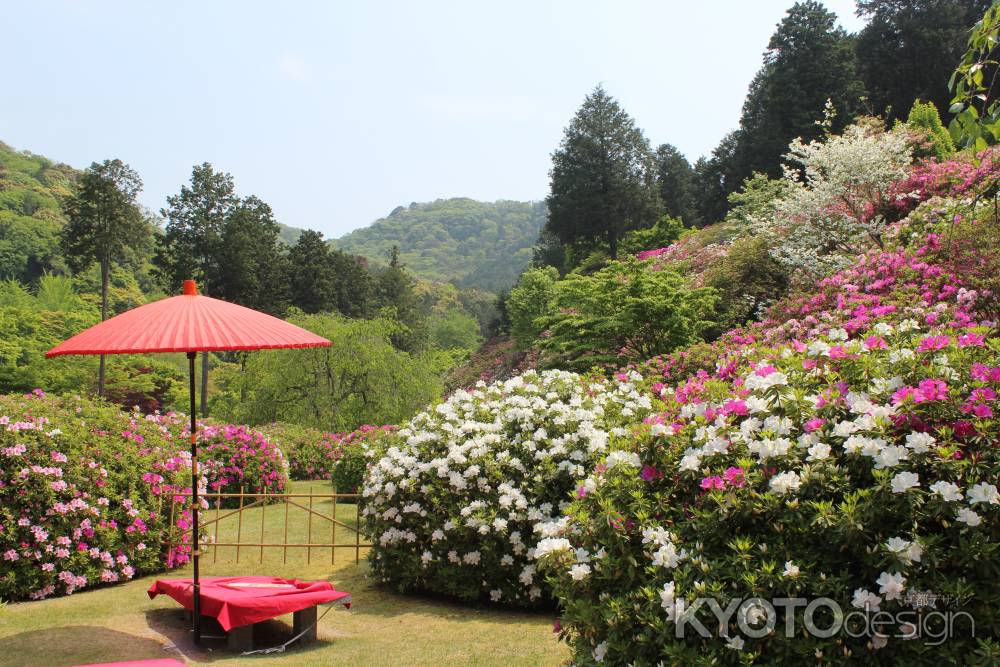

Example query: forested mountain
[331,198,546,292]
[0,141,78,283]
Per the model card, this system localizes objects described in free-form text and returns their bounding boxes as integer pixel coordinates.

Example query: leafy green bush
[362,369,654,607]
[0,392,193,601]
[213,313,443,431]
[264,421,395,491]
[506,267,558,348]
[538,258,717,370]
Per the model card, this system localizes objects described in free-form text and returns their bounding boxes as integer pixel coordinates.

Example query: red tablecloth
[147,576,351,631]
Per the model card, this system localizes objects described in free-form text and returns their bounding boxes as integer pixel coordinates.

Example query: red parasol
[46,279,330,644]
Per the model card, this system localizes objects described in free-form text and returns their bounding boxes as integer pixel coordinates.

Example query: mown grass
[0,481,568,667]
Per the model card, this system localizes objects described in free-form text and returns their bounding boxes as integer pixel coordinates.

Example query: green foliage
[537,259,717,370]
[949,1,1000,150]
[333,198,546,292]
[620,216,684,255]
[858,0,991,122]
[213,312,443,432]
[906,100,957,160]
[506,266,558,348]
[214,195,287,316]
[655,144,700,227]
[0,143,76,283]
[702,234,789,335]
[545,86,661,260]
[428,307,481,351]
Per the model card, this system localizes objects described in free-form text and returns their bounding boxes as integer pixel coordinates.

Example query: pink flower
[958,332,986,347]
[723,467,746,488]
[640,465,661,482]
[918,335,951,351]
[804,418,825,433]
[700,476,725,491]
[864,335,888,350]
[916,379,948,402]
[892,386,918,405]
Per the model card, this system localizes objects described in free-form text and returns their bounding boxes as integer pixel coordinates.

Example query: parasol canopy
[46,279,330,646]
[46,279,329,357]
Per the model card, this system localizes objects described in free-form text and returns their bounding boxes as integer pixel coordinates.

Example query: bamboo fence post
[355,499,361,563]
[213,499,220,563]
[283,492,290,565]
[331,492,337,565]
[307,486,313,565]
[260,488,267,562]
[236,486,245,563]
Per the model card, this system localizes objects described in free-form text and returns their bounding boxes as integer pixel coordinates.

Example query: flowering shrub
[754,120,913,281]
[362,369,654,607]
[193,424,287,503]
[538,318,1000,664]
[0,393,197,602]
[263,422,396,492]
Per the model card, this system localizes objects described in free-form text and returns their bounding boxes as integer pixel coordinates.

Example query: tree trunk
[97,259,110,396]
[608,228,618,260]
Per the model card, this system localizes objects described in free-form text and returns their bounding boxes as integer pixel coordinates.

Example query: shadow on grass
[144,608,334,663]
[0,626,166,667]
[330,561,559,626]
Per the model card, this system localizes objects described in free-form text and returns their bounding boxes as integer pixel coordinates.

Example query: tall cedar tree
[856,0,993,121]
[545,86,661,260]
[287,230,338,314]
[654,144,700,227]
[726,2,865,202]
[62,159,151,394]
[215,195,288,316]
[155,162,238,416]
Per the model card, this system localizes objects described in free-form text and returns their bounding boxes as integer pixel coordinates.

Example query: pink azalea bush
[535,161,1000,661]
[193,423,287,502]
[264,421,396,492]
[0,393,198,601]
[538,316,1000,663]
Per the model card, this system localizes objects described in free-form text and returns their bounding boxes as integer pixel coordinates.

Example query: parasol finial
[183,279,198,296]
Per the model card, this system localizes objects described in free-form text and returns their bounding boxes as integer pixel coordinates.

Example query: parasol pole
[188,350,202,645]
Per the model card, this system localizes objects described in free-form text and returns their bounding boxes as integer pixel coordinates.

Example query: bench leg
[293,606,318,645]
[227,624,254,652]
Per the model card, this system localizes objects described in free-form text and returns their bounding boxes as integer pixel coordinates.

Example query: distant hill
[332,198,546,292]
[0,141,78,283]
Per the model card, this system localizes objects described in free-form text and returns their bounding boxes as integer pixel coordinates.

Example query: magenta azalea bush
[0,393,199,602]
[534,153,1000,663]
[265,421,396,492]
[194,423,287,501]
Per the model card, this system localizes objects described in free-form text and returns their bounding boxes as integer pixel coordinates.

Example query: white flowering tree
[361,369,653,606]
[754,120,913,280]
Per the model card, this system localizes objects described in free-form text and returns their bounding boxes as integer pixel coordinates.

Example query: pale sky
[3,1,865,237]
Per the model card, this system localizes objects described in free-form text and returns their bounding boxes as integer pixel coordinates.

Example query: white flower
[659,581,677,617]
[652,543,687,569]
[885,537,922,565]
[873,445,908,469]
[533,537,572,559]
[605,450,641,469]
[462,551,481,565]
[890,471,919,493]
[852,588,881,611]
[420,550,433,565]
[969,483,1000,506]
[769,471,801,495]
[782,561,800,578]
[641,526,673,547]
[875,571,906,601]
[593,641,607,663]
[569,563,591,581]
[905,432,935,453]
[726,635,745,651]
[957,507,982,526]
[929,481,963,502]
[489,589,502,602]
[806,443,830,461]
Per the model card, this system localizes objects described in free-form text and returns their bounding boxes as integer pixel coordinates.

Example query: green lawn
[0,482,568,667]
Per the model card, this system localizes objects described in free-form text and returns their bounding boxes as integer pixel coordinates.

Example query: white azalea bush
[538,321,1000,664]
[361,369,654,606]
